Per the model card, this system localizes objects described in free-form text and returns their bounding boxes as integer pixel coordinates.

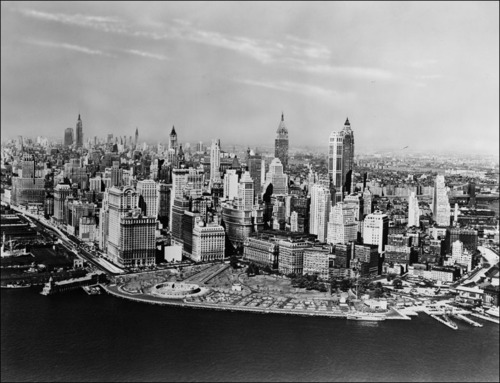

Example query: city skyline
[1,2,499,155]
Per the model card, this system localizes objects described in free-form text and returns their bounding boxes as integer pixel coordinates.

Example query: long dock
[429,314,458,330]
[470,312,500,324]
[451,313,483,327]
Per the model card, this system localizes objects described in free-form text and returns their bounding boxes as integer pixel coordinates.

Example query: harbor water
[1,288,498,382]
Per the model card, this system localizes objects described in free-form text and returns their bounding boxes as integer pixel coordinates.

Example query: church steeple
[344,117,350,126]
[170,125,176,136]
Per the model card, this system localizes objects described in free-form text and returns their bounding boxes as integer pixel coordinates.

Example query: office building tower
[408,191,421,228]
[134,127,138,148]
[191,222,226,262]
[453,203,459,225]
[243,235,279,269]
[363,188,372,216]
[432,175,451,226]
[303,246,331,281]
[137,179,158,218]
[363,212,389,253]
[238,171,254,211]
[169,168,191,229]
[246,149,263,202]
[277,238,311,276]
[290,211,299,232]
[21,154,35,179]
[110,161,123,187]
[309,184,331,242]
[75,114,83,148]
[210,139,221,184]
[343,193,364,222]
[107,186,156,267]
[169,126,178,151]
[274,113,289,171]
[265,158,288,195]
[157,183,172,228]
[328,118,354,203]
[224,169,239,200]
[64,128,74,147]
[354,244,379,277]
[53,184,72,222]
[327,202,357,245]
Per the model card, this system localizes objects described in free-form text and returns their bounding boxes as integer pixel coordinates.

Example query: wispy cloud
[18,7,393,81]
[237,79,349,101]
[25,39,113,57]
[125,49,169,61]
[19,9,127,34]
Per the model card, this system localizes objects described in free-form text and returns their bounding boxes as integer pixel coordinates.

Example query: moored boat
[347,312,386,321]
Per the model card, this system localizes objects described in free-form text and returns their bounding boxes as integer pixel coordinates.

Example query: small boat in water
[347,312,386,321]
[2,282,31,289]
[485,307,499,318]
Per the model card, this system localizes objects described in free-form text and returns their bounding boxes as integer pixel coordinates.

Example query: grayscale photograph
[1,1,499,382]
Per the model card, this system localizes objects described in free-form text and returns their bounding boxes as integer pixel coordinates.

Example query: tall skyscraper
[432,175,451,227]
[238,171,254,211]
[136,179,158,218]
[107,186,156,268]
[64,128,74,147]
[210,139,221,184]
[274,113,289,171]
[75,114,83,148]
[363,212,389,253]
[54,183,72,222]
[309,184,331,242]
[407,191,421,228]
[246,148,263,202]
[327,202,357,245]
[223,169,239,200]
[134,127,139,148]
[170,168,189,229]
[328,118,355,203]
[169,125,178,151]
[265,158,288,195]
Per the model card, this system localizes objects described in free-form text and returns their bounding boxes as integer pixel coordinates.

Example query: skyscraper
[363,212,389,253]
[328,118,355,203]
[246,148,263,202]
[327,202,357,245]
[75,114,83,148]
[274,113,289,171]
[107,186,156,268]
[210,139,221,184]
[223,169,239,200]
[407,191,421,228]
[134,127,139,148]
[169,125,178,151]
[264,158,288,195]
[64,128,74,147]
[309,184,331,242]
[238,171,254,211]
[432,175,451,227]
[137,179,159,218]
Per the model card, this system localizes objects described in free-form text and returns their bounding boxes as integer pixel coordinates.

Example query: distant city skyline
[1,2,499,155]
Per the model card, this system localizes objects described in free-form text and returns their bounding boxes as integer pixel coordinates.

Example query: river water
[1,288,498,382]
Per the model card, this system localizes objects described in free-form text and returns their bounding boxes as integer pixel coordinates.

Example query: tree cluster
[246,263,260,276]
[290,274,327,292]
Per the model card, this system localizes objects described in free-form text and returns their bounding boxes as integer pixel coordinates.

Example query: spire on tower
[78,114,81,121]
[345,117,350,126]
[281,112,284,121]
[170,126,176,136]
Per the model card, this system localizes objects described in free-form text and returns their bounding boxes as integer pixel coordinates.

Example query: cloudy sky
[1,1,498,155]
